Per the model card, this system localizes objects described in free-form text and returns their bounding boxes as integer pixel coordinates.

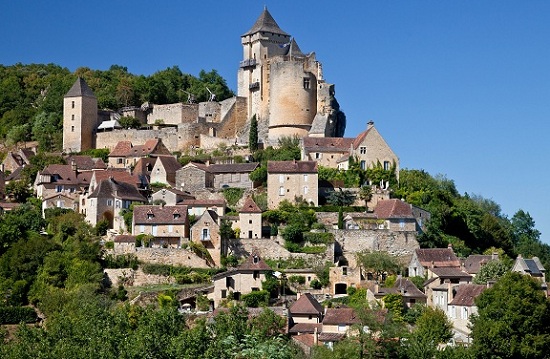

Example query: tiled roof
[180,199,226,207]
[430,267,472,279]
[6,166,24,181]
[88,178,146,202]
[109,141,133,157]
[65,155,107,170]
[133,157,157,176]
[38,164,91,186]
[318,333,346,342]
[415,248,461,268]
[65,77,96,98]
[289,293,324,315]
[240,197,262,213]
[515,256,545,276]
[181,162,211,172]
[267,160,318,174]
[208,162,259,174]
[449,284,486,306]
[133,205,188,225]
[303,137,354,153]
[374,199,415,219]
[155,156,182,173]
[323,308,361,325]
[243,8,289,37]
[288,323,322,334]
[463,255,497,274]
[93,169,144,188]
[238,253,272,271]
[351,127,372,149]
[377,278,427,299]
[109,139,170,158]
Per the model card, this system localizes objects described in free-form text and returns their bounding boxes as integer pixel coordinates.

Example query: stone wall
[148,103,199,125]
[110,246,210,268]
[231,237,334,264]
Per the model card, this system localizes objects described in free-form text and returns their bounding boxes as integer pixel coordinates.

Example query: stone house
[84,177,147,231]
[267,160,318,209]
[448,284,486,343]
[288,293,324,335]
[34,164,93,203]
[176,162,213,192]
[132,157,156,183]
[41,192,79,215]
[87,169,147,196]
[321,307,361,345]
[512,255,547,287]
[132,205,189,247]
[150,156,182,186]
[191,210,225,266]
[65,155,107,171]
[408,246,461,278]
[107,138,171,168]
[208,162,259,189]
[367,277,427,308]
[151,188,194,206]
[1,148,34,174]
[180,199,226,217]
[462,254,499,277]
[238,197,262,239]
[302,137,354,169]
[329,265,361,296]
[424,267,472,312]
[208,252,272,307]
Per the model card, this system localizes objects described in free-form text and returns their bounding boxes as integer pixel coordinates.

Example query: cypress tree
[249,114,258,152]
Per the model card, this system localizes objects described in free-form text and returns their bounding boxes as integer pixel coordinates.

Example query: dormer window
[173,213,180,219]
[253,255,259,264]
[147,213,154,220]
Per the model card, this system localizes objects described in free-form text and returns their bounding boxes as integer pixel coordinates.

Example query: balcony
[239,59,257,68]
[249,82,260,90]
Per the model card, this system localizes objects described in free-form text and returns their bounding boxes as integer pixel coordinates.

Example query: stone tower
[238,8,346,143]
[63,77,98,153]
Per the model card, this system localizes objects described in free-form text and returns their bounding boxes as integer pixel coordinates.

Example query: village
[0,7,547,356]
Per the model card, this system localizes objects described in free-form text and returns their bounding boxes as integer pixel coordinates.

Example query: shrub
[303,232,334,245]
[241,290,269,307]
[0,306,38,324]
[104,241,114,250]
[310,279,322,290]
[222,187,245,207]
[301,246,327,254]
[288,275,306,285]
[103,254,139,270]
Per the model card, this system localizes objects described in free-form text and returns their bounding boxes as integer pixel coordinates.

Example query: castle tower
[238,8,345,143]
[63,77,98,153]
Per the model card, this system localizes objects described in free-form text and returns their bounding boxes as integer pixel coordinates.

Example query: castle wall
[95,123,206,152]
[199,102,221,123]
[147,103,199,125]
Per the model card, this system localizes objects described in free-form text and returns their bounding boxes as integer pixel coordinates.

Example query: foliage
[249,166,267,185]
[103,253,139,270]
[5,180,32,202]
[473,259,510,284]
[288,275,306,285]
[359,185,373,208]
[326,188,356,207]
[241,290,269,307]
[356,250,402,281]
[470,271,550,358]
[80,148,110,163]
[118,115,141,129]
[249,114,258,152]
[0,306,38,324]
[222,187,244,207]
[382,293,405,322]
[94,219,109,236]
[313,261,332,288]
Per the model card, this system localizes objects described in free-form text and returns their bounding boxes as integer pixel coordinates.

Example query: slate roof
[463,254,497,274]
[415,248,461,268]
[303,137,354,153]
[374,199,415,219]
[133,205,188,225]
[288,323,322,334]
[88,178,146,202]
[65,77,96,98]
[285,38,304,57]
[240,197,262,213]
[6,166,24,181]
[376,278,427,299]
[429,267,472,279]
[243,8,289,37]
[267,160,318,174]
[289,293,324,316]
[449,284,486,306]
[514,256,545,276]
[208,162,259,174]
[323,308,361,325]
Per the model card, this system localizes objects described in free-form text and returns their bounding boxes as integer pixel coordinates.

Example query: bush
[103,254,139,270]
[0,306,38,324]
[303,232,334,245]
[222,187,245,207]
[310,279,322,290]
[104,241,114,250]
[301,246,327,254]
[241,290,269,307]
[288,275,306,285]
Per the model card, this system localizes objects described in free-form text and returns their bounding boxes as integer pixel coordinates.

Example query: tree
[470,272,550,358]
[249,114,258,152]
[118,116,141,129]
[359,185,372,209]
[473,259,509,284]
[356,250,401,282]
[327,188,356,207]
[403,306,453,359]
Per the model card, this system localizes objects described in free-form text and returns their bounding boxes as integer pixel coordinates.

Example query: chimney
[313,327,318,345]
[447,279,454,303]
[367,120,374,129]
[71,160,77,172]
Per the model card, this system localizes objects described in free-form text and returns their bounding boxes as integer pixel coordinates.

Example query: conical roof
[243,7,289,36]
[65,77,96,98]
[285,38,304,57]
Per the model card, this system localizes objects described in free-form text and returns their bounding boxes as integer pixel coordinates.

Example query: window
[152,225,158,236]
[202,228,210,241]
[303,186,309,195]
[221,290,227,299]
[384,161,390,171]
[168,225,173,233]
[71,126,75,132]
[360,146,366,154]
[56,200,63,208]
[71,114,75,121]
[338,325,346,333]
[343,267,348,275]
[248,219,252,224]
[315,152,320,159]
[253,271,259,279]
[304,174,308,182]
[279,186,285,196]
[360,160,366,170]
[303,77,310,89]
[115,200,120,208]
[147,213,154,220]
[107,199,113,206]
[55,185,62,192]
[400,220,405,229]
[279,175,284,184]
[140,225,144,233]
[71,101,75,109]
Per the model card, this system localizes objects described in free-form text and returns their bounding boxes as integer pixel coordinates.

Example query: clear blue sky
[3,1,550,243]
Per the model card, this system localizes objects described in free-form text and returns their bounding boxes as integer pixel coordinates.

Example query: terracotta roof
[133,205,188,225]
[267,160,318,174]
[289,293,324,315]
[93,169,144,188]
[38,164,90,186]
[243,8,289,37]
[463,254,498,274]
[238,253,272,271]
[181,162,211,172]
[288,323,322,334]
[240,197,262,213]
[65,77,96,98]
[109,139,170,158]
[449,284,486,306]
[109,141,133,157]
[303,137,354,153]
[180,199,226,207]
[430,267,472,279]
[318,333,346,342]
[153,188,194,199]
[292,334,317,347]
[133,157,157,176]
[114,235,136,243]
[377,278,427,299]
[88,178,146,202]
[374,199,415,219]
[208,162,259,174]
[415,248,461,268]
[65,155,107,170]
[352,127,372,149]
[323,308,361,325]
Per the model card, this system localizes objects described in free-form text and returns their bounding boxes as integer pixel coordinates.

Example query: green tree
[356,250,401,282]
[249,114,258,152]
[118,115,141,129]
[327,188,356,207]
[470,272,550,358]
[473,259,509,284]
[404,307,453,359]
[32,111,62,152]
[359,185,372,209]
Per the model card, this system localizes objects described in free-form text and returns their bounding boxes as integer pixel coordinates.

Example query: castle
[62,8,346,153]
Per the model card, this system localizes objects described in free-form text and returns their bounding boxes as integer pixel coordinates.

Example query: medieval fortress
[62,8,346,154]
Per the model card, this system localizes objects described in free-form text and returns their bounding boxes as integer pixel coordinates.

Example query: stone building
[238,197,262,239]
[190,210,225,266]
[267,160,318,209]
[132,205,189,247]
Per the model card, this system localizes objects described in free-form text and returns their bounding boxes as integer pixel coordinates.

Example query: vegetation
[249,114,258,152]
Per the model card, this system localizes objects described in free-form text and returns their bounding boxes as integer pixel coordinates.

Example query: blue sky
[3,1,550,243]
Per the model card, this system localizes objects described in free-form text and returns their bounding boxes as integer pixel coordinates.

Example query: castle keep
[62,8,346,153]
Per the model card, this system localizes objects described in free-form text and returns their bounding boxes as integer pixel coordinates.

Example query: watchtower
[63,77,98,153]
